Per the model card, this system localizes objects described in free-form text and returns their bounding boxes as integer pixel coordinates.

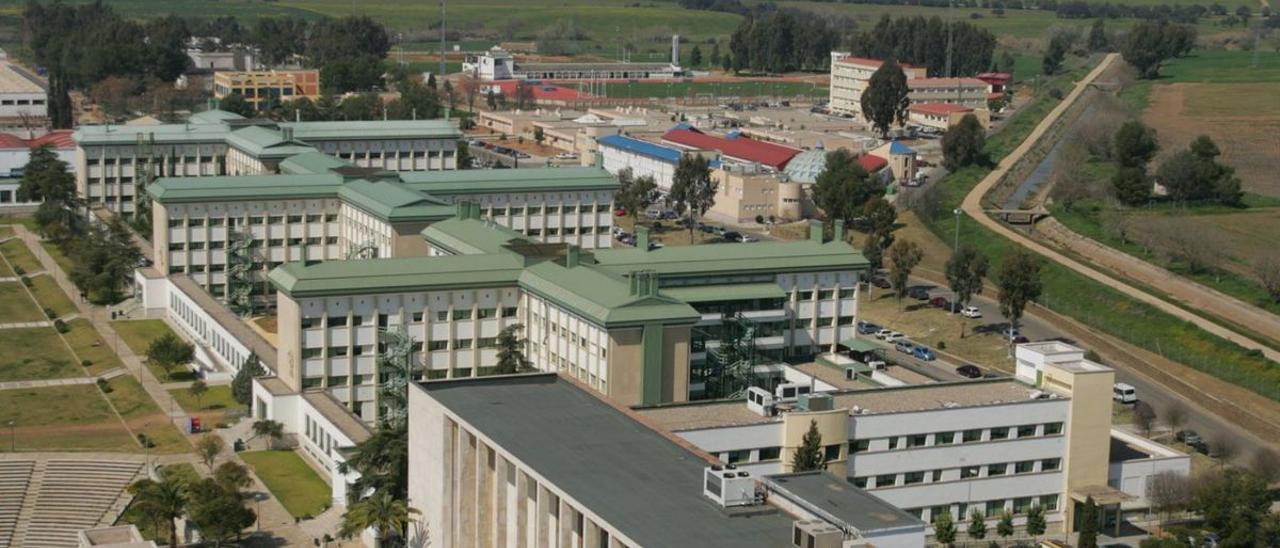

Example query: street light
[8,420,14,452]
[952,208,963,252]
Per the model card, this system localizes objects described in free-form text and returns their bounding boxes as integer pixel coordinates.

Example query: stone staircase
[13,459,143,548]
[0,460,36,548]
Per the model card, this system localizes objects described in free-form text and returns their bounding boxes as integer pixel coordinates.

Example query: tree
[967,509,987,541]
[146,333,194,380]
[1114,121,1158,169]
[996,251,1042,346]
[1249,449,1280,484]
[1078,496,1100,548]
[945,245,989,337]
[441,79,457,113]
[1192,468,1271,543]
[615,168,658,223]
[1257,257,1280,304]
[860,59,910,137]
[1132,401,1157,437]
[251,419,284,450]
[1147,470,1192,524]
[230,353,264,409]
[217,93,256,118]
[1043,32,1070,75]
[532,126,544,145]
[996,510,1014,544]
[19,145,81,243]
[690,44,703,67]
[494,323,531,375]
[710,43,721,67]
[934,510,957,546]
[128,475,188,548]
[813,149,882,224]
[862,233,885,272]
[459,74,481,112]
[1236,6,1252,24]
[1112,167,1151,207]
[1087,18,1109,51]
[187,475,255,547]
[513,79,535,110]
[887,239,923,309]
[847,15,997,76]
[1122,20,1196,79]
[339,491,417,545]
[669,155,717,240]
[341,424,410,503]
[196,434,225,471]
[188,379,208,409]
[1025,504,1047,542]
[791,420,826,472]
[942,114,987,171]
[1162,400,1188,435]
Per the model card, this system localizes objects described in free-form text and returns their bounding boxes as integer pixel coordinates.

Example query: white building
[828,52,991,122]
[596,134,684,192]
[0,58,47,125]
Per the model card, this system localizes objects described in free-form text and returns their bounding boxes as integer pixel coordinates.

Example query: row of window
[168,214,339,228]
[302,307,520,329]
[526,226,612,237]
[852,458,1062,489]
[852,422,1065,453]
[486,204,613,216]
[797,288,858,301]
[903,495,1061,523]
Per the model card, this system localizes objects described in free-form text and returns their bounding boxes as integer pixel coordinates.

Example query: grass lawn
[0,385,136,452]
[27,274,75,318]
[240,450,332,519]
[0,226,12,239]
[1154,49,1280,84]
[62,318,125,376]
[112,319,197,382]
[104,376,191,454]
[0,327,83,382]
[0,239,40,273]
[38,241,75,275]
[0,281,44,323]
[858,291,1015,372]
[0,252,11,276]
[168,384,241,427]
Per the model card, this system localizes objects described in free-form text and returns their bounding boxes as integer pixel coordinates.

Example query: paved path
[959,52,1280,363]
[0,320,52,329]
[1037,217,1280,345]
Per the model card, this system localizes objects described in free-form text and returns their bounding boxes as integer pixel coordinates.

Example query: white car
[874,328,893,340]
[554,152,578,160]
[961,306,982,318]
[883,331,906,343]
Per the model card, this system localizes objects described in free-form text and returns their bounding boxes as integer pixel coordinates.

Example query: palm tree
[251,419,284,450]
[339,491,418,546]
[127,476,188,548]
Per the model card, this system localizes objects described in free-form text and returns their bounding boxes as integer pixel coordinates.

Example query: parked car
[613,208,628,217]
[722,231,743,242]
[908,287,930,300]
[553,152,578,160]
[883,331,906,343]
[733,233,758,243]
[698,223,717,233]
[874,328,894,340]
[870,276,890,289]
[660,210,679,220]
[961,306,983,318]
[1175,430,1202,445]
[929,296,949,308]
[894,340,915,354]
[1000,327,1020,338]
[857,321,881,335]
[912,346,936,361]
[956,365,982,378]
[1112,383,1138,404]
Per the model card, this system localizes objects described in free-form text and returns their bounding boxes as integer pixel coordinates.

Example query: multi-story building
[149,162,622,303]
[828,52,991,123]
[464,45,684,82]
[407,373,927,548]
[907,77,991,110]
[73,109,462,214]
[706,163,806,223]
[257,214,865,422]
[663,126,801,172]
[212,70,320,111]
[596,134,686,192]
[635,341,1188,537]
[0,57,47,126]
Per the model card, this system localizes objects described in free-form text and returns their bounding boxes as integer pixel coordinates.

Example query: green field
[27,274,74,318]
[63,318,125,375]
[38,241,74,275]
[0,385,137,452]
[0,327,82,382]
[105,375,191,454]
[240,450,332,519]
[168,384,240,424]
[0,281,43,323]
[112,319,197,381]
[0,239,40,273]
[1151,49,1280,83]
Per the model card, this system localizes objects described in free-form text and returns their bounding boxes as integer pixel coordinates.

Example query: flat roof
[398,166,618,194]
[417,374,795,548]
[636,379,1053,431]
[591,239,868,278]
[149,173,343,203]
[765,472,923,534]
[281,119,461,140]
[270,254,526,298]
[301,390,372,443]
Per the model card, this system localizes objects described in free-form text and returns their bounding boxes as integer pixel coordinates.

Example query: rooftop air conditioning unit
[746,386,776,417]
[792,520,842,548]
[704,466,759,508]
[844,367,859,381]
[775,383,812,403]
[797,393,833,412]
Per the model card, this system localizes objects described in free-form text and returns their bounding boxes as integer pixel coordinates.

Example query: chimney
[565,245,580,268]
[635,225,650,251]
[833,219,845,243]
[808,219,823,243]
[630,271,641,296]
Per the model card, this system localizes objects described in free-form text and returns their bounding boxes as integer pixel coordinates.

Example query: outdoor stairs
[13,459,143,548]
[12,459,47,548]
[0,460,37,548]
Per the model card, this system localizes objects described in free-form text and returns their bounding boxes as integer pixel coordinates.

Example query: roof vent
[703,467,761,508]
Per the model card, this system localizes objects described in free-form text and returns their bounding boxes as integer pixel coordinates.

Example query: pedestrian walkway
[0,376,95,391]
[0,321,52,329]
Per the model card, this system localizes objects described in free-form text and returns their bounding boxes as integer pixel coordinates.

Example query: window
[477,337,497,348]
[428,340,448,351]
[287,215,303,223]
[987,463,1008,476]
[725,449,751,464]
[904,471,925,485]
[935,432,955,445]
[874,474,897,488]
[329,346,349,357]
[990,427,1010,440]
[1044,422,1064,435]
[1040,458,1061,472]
[249,216,264,225]
[963,429,983,443]
[1015,461,1035,474]
[849,439,870,454]
[455,339,473,349]
[351,315,364,326]
[758,447,781,461]
[852,477,868,488]
[1013,497,1034,514]
[960,466,980,479]
[1040,495,1059,511]
[411,312,424,323]
[435,311,449,321]
[301,318,320,329]
[502,306,519,317]
[839,288,857,299]
[268,216,283,225]
[328,315,348,327]
[886,437,899,450]
[301,347,323,359]
[907,434,929,448]
[453,310,472,320]
[325,214,338,223]
[823,445,841,461]
[477,308,496,319]
[930,506,951,523]
[1016,425,1037,438]
[798,290,814,301]
[189,218,205,227]
[931,470,942,482]
[985,500,1005,515]
[168,219,184,228]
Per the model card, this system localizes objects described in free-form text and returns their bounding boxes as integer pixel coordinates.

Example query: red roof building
[661,127,801,170]
[976,72,1013,93]
[909,103,974,116]
[0,130,75,150]
[857,154,888,173]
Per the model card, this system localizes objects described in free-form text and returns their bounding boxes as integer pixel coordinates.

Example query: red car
[929,296,949,309]
[613,208,627,217]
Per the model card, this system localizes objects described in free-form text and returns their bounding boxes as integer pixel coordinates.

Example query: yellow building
[213,70,320,111]
[707,164,807,224]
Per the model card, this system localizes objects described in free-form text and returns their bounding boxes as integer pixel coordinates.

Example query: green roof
[400,166,618,194]
[519,261,700,327]
[337,180,454,222]
[74,123,231,146]
[189,109,246,124]
[270,254,526,297]
[659,283,785,303]
[280,152,350,175]
[421,217,526,255]
[226,126,316,158]
[593,240,868,278]
[282,120,461,140]
[149,174,343,203]
[840,338,879,353]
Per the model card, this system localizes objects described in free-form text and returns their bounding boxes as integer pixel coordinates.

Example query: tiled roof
[0,130,74,150]
[857,154,888,173]
[662,127,800,170]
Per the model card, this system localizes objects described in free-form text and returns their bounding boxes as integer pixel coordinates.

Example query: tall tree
[996,510,1015,543]
[188,379,208,409]
[887,239,923,308]
[813,149,882,224]
[1192,468,1272,543]
[1111,167,1151,207]
[860,59,910,138]
[217,93,256,118]
[1114,121,1158,169]
[942,114,987,171]
[668,155,716,240]
[690,44,703,67]
[945,245,989,337]
[1087,18,1109,52]
[251,419,284,450]
[187,475,255,547]
[494,324,531,375]
[1121,20,1196,79]
[996,251,1042,346]
[340,425,410,503]
[791,420,826,472]
[230,353,264,409]
[146,333,194,380]
[1078,496,1100,548]
[1043,32,1070,75]
[196,434,225,471]
[614,168,658,223]
[127,475,188,548]
[967,509,987,541]
[1025,504,1047,543]
[19,145,81,242]
[339,491,417,546]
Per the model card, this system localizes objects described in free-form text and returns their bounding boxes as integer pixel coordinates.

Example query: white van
[1113,383,1137,404]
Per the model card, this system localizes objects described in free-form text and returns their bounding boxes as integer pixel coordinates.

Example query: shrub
[53,319,68,333]
[1048,88,1064,100]
[755,215,765,224]
[44,307,57,320]
[20,276,31,287]
[81,359,92,367]
[96,378,112,392]
[937,341,947,350]
[12,266,23,276]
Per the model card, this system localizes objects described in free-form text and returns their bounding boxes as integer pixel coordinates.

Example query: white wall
[600,144,677,192]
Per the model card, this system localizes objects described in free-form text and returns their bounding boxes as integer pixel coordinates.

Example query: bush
[81,359,92,367]
[1048,88,1064,100]
[215,422,230,429]
[20,276,31,287]
[755,215,765,224]
[53,319,68,333]
[44,307,57,320]
[96,378,112,392]
[12,265,24,276]
[937,341,947,350]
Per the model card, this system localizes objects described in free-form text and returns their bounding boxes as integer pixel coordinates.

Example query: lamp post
[952,208,963,252]
[7,420,14,452]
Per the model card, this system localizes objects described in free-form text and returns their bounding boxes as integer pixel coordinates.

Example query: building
[73,109,463,214]
[597,134,686,192]
[212,70,320,111]
[828,53,927,117]
[255,216,865,423]
[907,103,987,131]
[868,141,917,184]
[977,72,1013,94]
[0,58,47,125]
[707,163,806,223]
[662,126,801,171]
[0,130,76,211]
[782,145,887,186]
[407,373,927,548]
[187,47,256,73]
[907,77,991,110]
[636,341,1185,537]
[464,45,683,82]
[475,109,581,138]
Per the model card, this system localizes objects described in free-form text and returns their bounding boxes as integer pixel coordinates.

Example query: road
[959,52,1279,363]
